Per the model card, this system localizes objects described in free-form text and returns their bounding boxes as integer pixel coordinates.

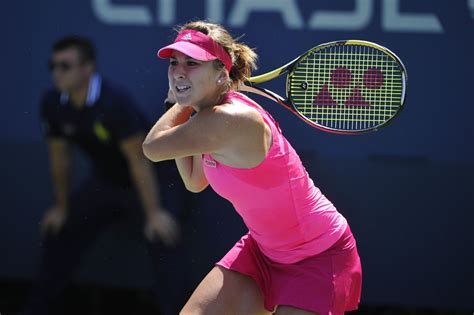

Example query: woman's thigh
[275,305,320,315]
[180,266,270,315]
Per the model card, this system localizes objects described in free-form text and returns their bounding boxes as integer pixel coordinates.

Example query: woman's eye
[170,60,177,66]
[187,60,198,66]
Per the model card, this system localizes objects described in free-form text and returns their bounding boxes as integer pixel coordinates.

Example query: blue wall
[2,0,473,311]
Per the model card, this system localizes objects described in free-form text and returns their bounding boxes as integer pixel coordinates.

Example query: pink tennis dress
[202,91,362,314]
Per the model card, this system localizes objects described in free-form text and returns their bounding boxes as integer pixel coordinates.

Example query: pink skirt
[216,226,362,315]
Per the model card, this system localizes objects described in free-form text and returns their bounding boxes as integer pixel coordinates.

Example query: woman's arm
[142,104,241,162]
[142,100,269,191]
[143,103,208,192]
[143,103,194,160]
[175,155,208,193]
[142,103,241,193]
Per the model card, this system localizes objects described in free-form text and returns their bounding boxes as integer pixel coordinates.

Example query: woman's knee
[179,307,200,315]
[179,266,268,315]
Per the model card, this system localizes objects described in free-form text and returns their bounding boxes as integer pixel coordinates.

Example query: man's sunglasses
[48,60,76,72]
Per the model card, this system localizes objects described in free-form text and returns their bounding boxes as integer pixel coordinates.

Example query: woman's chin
[176,100,191,107]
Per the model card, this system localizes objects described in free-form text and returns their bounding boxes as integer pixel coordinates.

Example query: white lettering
[206,0,225,23]
[157,0,176,25]
[308,0,372,31]
[228,0,304,29]
[469,0,474,18]
[91,0,152,25]
[90,0,446,33]
[382,0,443,33]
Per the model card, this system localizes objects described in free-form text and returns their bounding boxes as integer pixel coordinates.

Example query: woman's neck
[195,89,232,112]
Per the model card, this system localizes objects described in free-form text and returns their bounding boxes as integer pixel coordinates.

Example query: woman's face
[168,51,224,111]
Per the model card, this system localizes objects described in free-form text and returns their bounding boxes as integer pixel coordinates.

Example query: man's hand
[144,209,180,247]
[41,205,67,235]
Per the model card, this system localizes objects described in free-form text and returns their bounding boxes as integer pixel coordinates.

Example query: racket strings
[289,43,404,131]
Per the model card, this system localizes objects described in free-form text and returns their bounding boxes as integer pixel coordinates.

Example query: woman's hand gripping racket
[240,40,407,134]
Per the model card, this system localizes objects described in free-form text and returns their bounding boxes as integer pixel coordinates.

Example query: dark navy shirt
[40,74,149,185]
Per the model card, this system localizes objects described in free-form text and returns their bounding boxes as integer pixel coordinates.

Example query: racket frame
[242,40,408,134]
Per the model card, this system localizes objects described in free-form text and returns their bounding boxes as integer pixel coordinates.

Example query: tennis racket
[239,40,407,134]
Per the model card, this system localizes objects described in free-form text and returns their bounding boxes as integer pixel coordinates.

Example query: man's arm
[48,138,72,209]
[41,138,72,234]
[120,133,179,246]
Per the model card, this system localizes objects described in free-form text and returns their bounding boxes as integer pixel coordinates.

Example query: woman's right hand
[40,205,67,235]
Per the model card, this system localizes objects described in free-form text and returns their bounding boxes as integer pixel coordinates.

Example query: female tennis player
[143,21,362,315]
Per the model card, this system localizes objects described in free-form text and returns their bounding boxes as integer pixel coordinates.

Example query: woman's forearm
[143,104,193,161]
[145,104,193,141]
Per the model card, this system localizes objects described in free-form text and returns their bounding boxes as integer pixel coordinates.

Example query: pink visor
[157,29,233,72]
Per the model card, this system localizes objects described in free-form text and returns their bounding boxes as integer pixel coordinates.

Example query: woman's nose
[172,64,186,79]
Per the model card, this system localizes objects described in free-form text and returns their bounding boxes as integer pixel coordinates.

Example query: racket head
[286,40,407,134]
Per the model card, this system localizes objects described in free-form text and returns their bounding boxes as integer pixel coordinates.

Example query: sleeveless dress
[203,91,362,314]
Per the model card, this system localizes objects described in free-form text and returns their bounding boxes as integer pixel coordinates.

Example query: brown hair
[53,35,96,64]
[177,21,258,90]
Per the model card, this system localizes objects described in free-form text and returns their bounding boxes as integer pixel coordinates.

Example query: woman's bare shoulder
[211,101,265,125]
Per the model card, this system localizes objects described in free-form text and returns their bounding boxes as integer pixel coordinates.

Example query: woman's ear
[216,71,228,86]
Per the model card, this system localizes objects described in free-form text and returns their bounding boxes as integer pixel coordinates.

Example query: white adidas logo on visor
[181,33,192,40]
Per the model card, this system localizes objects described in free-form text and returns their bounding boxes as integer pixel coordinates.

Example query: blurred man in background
[23,36,187,315]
